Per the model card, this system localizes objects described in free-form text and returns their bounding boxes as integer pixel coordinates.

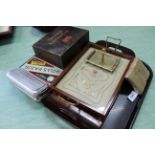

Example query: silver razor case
[6,68,49,101]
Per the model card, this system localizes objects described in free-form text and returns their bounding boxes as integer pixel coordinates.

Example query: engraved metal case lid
[6,69,49,101]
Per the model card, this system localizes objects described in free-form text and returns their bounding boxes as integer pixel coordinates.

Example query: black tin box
[33,26,89,68]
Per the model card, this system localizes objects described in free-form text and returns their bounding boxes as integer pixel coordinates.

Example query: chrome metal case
[6,69,49,101]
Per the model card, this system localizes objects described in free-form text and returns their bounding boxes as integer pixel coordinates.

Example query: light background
[0,26,155,128]
[1,0,155,154]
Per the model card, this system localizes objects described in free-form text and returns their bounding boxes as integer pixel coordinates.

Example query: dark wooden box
[33,26,89,68]
[0,26,14,39]
[33,26,57,32]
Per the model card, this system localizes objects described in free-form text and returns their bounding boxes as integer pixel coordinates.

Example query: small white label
[128,91,138,102]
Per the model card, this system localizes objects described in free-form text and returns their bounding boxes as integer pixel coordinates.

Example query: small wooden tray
[0,26,13,37]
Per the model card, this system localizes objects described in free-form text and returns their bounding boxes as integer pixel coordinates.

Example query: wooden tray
[42,40,143,128]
